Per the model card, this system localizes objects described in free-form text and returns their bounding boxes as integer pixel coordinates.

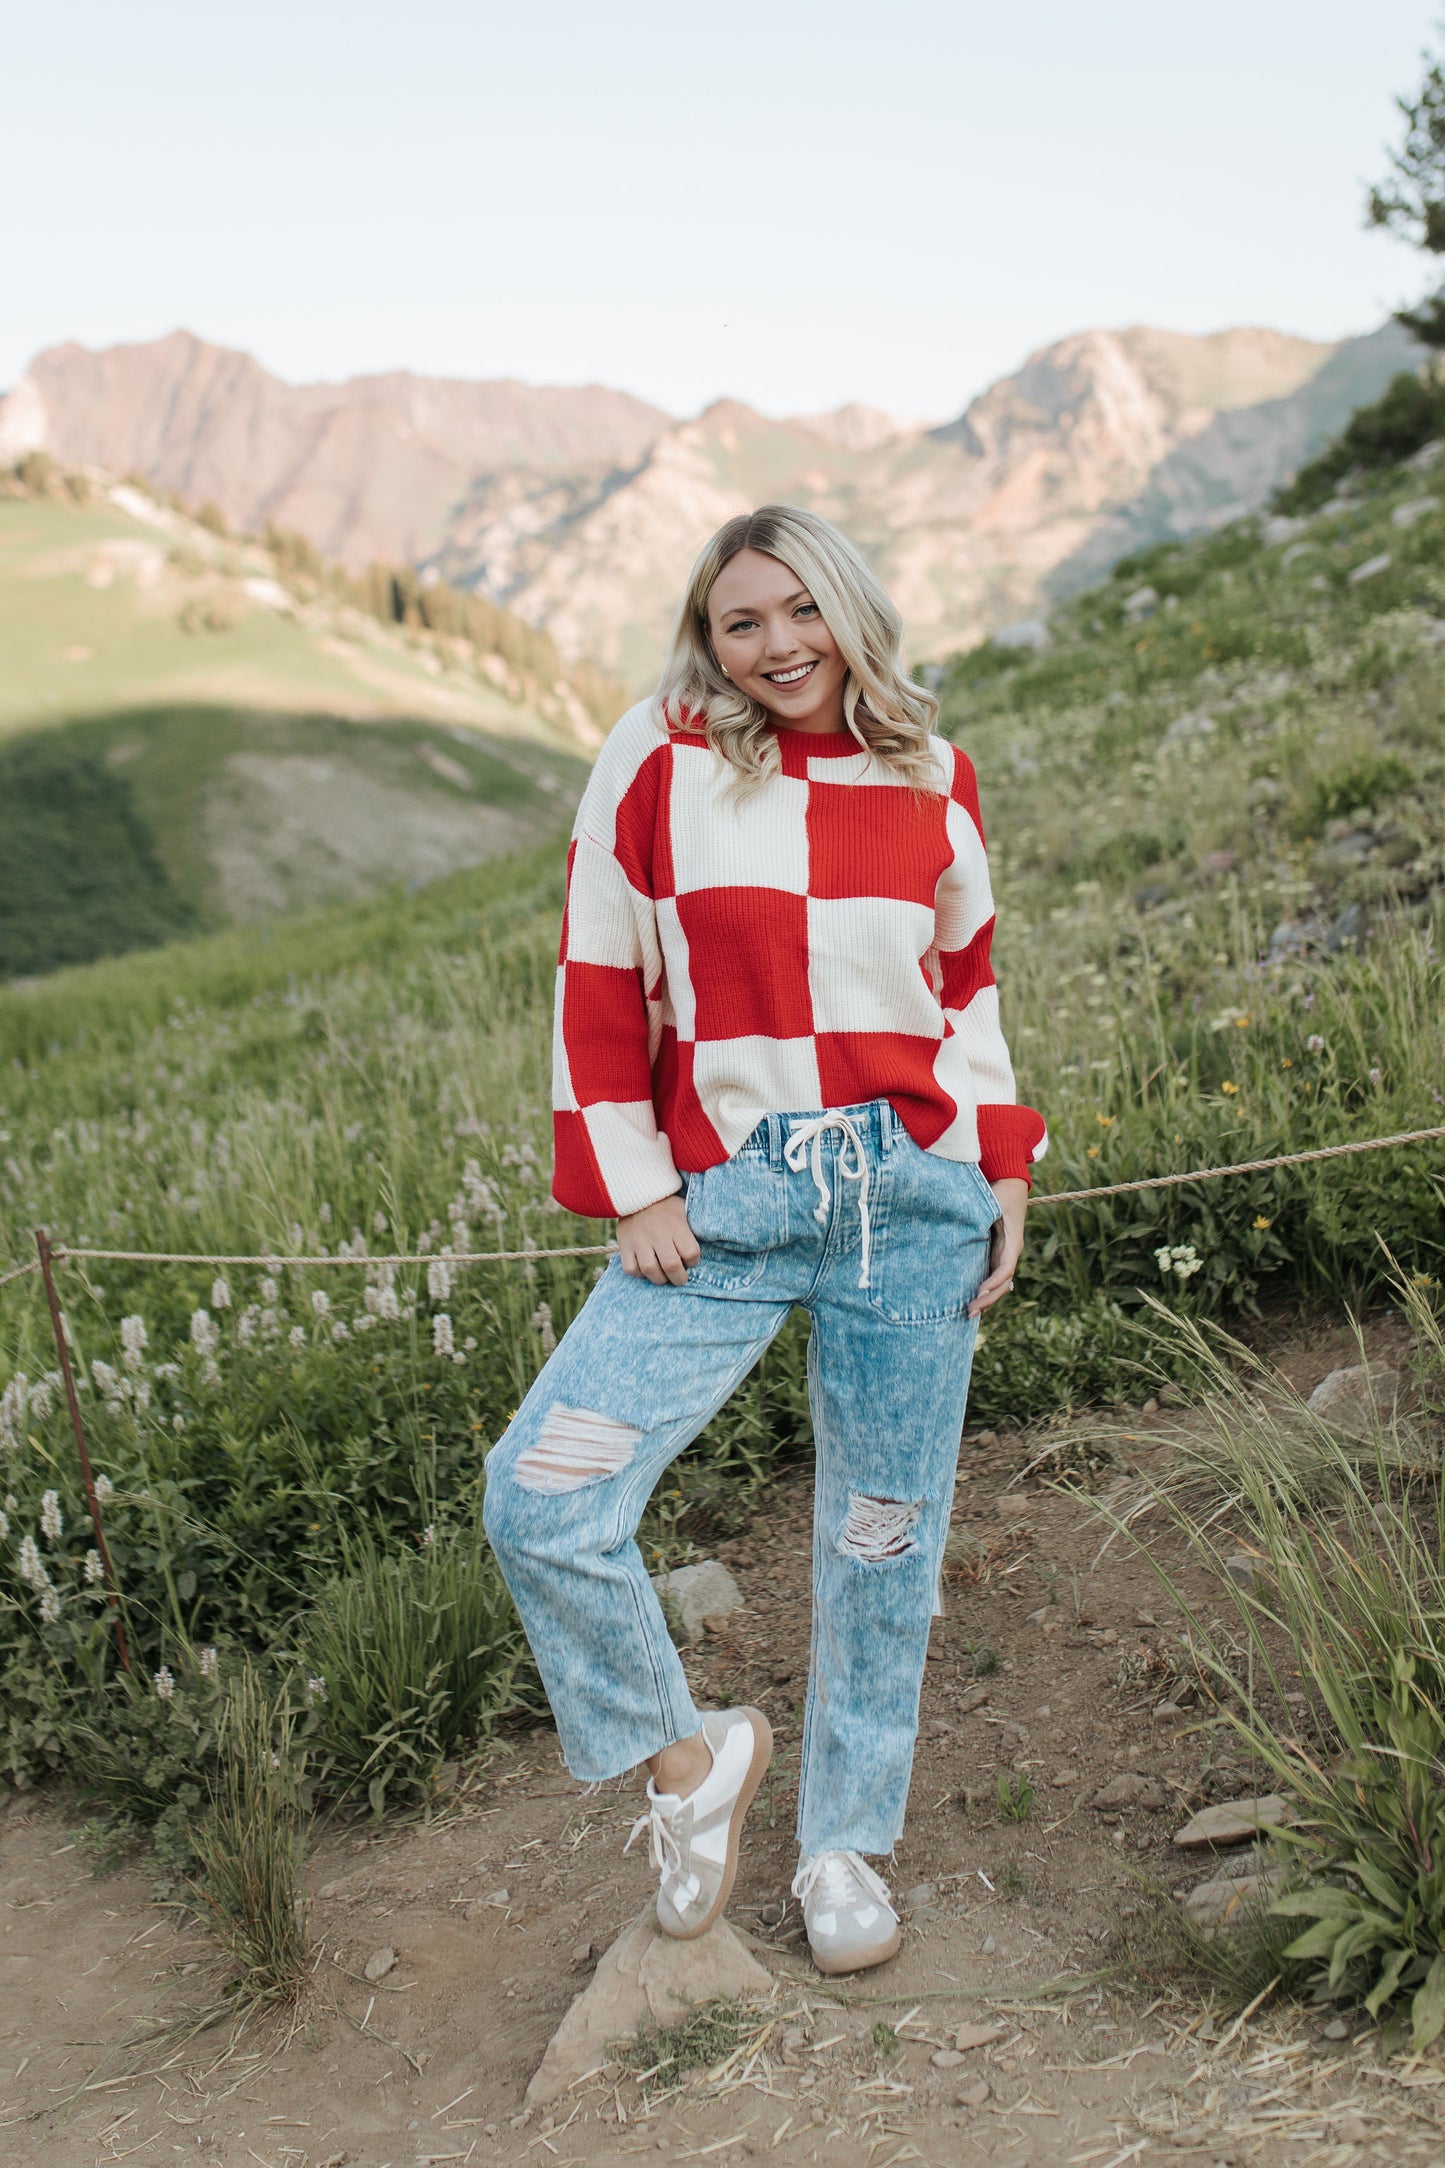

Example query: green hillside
[0,470,592,974]
[0,417,1441,1808]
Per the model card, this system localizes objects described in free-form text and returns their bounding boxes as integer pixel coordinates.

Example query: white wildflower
[363,1283,381,1315]
[190,1309,219,1358]
[39,1489,62,1540]
[211,1277,231,1309]
[432,1313,456,1359]
[376,1282,400,1323]
[237,1307,259,1344]
[39,1587,61,1625]
[288,1326,306,1349]
[289,1222,304,1251]
[331,1318,351,1342]
[94,1473,114,1503]
[530,1303,557,1355]
[1368,1065,1383,1087]
[305,1674,326,1704]
[197,1646,219,1677]
[0,1509,7,1540]
[84,1549,104,1584]
[259,1309,279,1340]
[17,1534,47,1588]
[133,1379,151,1410]
[373,1211,387,1234]
[1306,1033,1325,1054]
[91,1359,123,1403]
[353,1312,377,1333]
[311,1289,330,1317]
[120,1315,148,1370]
[421,1523,436,1547]
[172,1413,185,1432]
[154,1664,175,1700]
[153,1362,180,1383]
[427,1258,452,1305]
[464,1336,478,1352]
[1155,1243,1203,1282]
[319,1201,332,1224]
[28,1378,54,1421]
[260,1276,279,1304]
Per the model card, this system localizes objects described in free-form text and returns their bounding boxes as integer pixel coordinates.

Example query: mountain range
[0,320,1417,688]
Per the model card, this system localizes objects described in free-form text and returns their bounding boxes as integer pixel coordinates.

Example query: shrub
[1275,372,1445,514]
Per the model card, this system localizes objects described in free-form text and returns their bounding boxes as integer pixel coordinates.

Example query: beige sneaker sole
[667,1706,773,1941]
[808,1918,902,1975]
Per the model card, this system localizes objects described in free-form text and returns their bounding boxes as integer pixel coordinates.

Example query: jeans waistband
[737,1099,903,1170]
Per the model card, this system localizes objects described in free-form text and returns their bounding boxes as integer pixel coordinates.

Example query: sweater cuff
[976,1103,1049,1189]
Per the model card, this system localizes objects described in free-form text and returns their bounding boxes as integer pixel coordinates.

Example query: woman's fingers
[968,1227,1024,1318]
[621,1235,693,1286]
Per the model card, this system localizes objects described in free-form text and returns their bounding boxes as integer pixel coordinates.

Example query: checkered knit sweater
[552,699,1048,1219]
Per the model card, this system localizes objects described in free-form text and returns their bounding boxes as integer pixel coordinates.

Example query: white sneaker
[792,1849,901,1975]
[626,1707,772,1940]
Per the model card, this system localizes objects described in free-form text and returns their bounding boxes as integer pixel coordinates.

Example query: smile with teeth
[763,660,817,685]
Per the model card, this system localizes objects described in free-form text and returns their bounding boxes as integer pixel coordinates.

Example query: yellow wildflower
[1096,1112,1116,1128]
[1281,1057,1293,1069]
[1087,1145,1101,1160]
[1235,1016,1250,1028]
[1253,1215,1272,1231]
[1221,1081,1239,1096]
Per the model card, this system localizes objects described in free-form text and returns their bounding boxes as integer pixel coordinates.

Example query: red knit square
[562,961,654,1106]
[653,1028,729,1166]
[807,782,948,904]
[939,916,996,1012]
[677,888,813,1040]
[815,1030,955,1145]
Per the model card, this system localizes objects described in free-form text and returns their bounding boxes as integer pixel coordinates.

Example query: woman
[484,505,1046,1977]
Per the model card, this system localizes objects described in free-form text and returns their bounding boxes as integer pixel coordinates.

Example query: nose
[762,613,802,659]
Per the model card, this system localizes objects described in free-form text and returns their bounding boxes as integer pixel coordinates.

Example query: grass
[615,1997,783,2090]
[1104,1276,1445,2047]
[186,1662,311,2008]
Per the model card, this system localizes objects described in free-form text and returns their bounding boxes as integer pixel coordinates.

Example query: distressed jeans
[483,1099,998,1856]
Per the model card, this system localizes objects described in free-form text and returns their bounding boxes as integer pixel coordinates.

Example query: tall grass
[187,1662,311,2007]
[1109,1281,1445,2048]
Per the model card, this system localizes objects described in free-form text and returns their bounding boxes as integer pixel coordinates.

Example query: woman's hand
[617,1193,701,1287]
[968,1177,1028,1319]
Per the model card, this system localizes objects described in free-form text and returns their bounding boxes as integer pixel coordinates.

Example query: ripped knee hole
[837,1492,923,1561]
[513,1405,642,1494]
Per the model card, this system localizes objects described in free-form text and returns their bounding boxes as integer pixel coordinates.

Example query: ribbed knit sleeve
[551,705,683,1220]
[936,747,1048,1187]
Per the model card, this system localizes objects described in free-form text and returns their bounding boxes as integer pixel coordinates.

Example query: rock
[995,1494,1030,1518]
[525,1905,771,2108]
[570,1939,597,1969]
[958,1684,990,1714]
[1122,585,1158,618]
[980,1935,997,1955]
[973,1429,999,1447]
[1051,1769,1081,1787]
[1392,494,1439,529]
[932,2046,966,2067]
[1141,1397,1159,1415]
[954,2021,1006,2050]
[1225,1552,1260,1591]
[904,1883,936,1908]
[1347,551,1392,585]
[955,2079,991,2107]
[1307,1363,1398,1438]
[1334,2112,1369,2143]
[1261,514,1306,546]
[363,1946,396,1982]
[1092,1772,1149,1810]
[1325,901,1367,951]
[1181,1868,1284,1933]
[1153,1700,1182,1723]
[926,1718,954,1738]
[1135,1610,1156,1627]
[993,618,1050,651]
[484,1887,510,1907]
[649,1559,743,1644]
[1320,2016,1350,2040]
[1173,1795,1292,1849]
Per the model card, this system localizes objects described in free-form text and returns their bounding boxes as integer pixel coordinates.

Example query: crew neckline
[768,722,861,758]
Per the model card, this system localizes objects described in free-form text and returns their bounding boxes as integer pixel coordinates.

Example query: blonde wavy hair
[656,505,940,790]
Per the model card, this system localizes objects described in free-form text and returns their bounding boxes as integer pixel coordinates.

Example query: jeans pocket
[865,1146,996,1326]
[684,1154,790,1293]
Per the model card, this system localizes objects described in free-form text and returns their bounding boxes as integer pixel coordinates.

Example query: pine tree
[1369,43,1445,349]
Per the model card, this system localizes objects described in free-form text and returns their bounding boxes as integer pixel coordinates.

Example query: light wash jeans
[483,1099,999,1856]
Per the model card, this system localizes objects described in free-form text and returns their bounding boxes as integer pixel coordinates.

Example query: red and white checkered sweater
[552,700,1047,1220]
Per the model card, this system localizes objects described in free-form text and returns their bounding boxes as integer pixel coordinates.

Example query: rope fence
[2,1120,1441,1676]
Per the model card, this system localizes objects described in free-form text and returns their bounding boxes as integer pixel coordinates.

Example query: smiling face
[705,547,849,734]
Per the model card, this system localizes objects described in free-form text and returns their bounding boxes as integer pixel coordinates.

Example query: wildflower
[288,1325,306,1349]
[40,1489,62,1540]
[154,1664,175,1701]
[259,1275,279,1304]
[39,1587,61,1625]
[353,1312,377,1333]
[1220,1081,1239,1096]
[1253,1215,1272,1231]
[120,1315,148,1370]
[432,1313,456,1359]
[464,1336,478,1352]
[0,1509,7,1540]
[173,1414,185,1432]
[530,1303,557,1354]
[331,1318,351,1342]
[311,1289,330,1317]
[134,1379,151,1410]
[17,1534,47,1588]
[1281,1057,1293,1069]
[1306,1034,1325,1053]
[1413,1271,1439,1290]
[154,1362,180,1382]
[427,1258,452,1305]
[29,1378,54,1421]
[211,1277,231,1309]
[1235,1015,1250,1028]
[319,1201,332,1223]
[1095,1112,1115,1129]
[305,1674,326,1704]
[259,1308,279,1340]
[84,1549,104,1584]
[237,1307,259,1343]
[376,1283,400,1323]
[1155,1243,1203,1281]
[189,1309,219,1358]
[373,1211,387,1234]
[89,1360,122,1401]
[1086,1145,1101,1160]
[94,1473,114,1503]
[197,1646,219,1676]
[1369,1066,1383,1087]
[421,1524,437,1547]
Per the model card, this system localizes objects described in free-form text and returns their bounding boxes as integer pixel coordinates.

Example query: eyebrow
[719,587,812,617]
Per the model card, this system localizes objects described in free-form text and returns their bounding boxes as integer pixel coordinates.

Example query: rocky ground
[3,1311,1442,2168]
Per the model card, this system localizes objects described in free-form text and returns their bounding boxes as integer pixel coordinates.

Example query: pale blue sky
[5,0,1439,420]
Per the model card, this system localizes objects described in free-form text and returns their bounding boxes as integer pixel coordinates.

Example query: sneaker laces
[791,1848,892,1911]
[624,1791,686,1879]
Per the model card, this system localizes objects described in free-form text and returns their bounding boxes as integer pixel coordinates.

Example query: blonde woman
[485,506,1046,1976]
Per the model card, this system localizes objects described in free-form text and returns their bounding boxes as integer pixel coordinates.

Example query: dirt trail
[3,1315,1441,2167]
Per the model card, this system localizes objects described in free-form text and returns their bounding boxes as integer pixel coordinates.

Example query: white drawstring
[784,1113,873,1289]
